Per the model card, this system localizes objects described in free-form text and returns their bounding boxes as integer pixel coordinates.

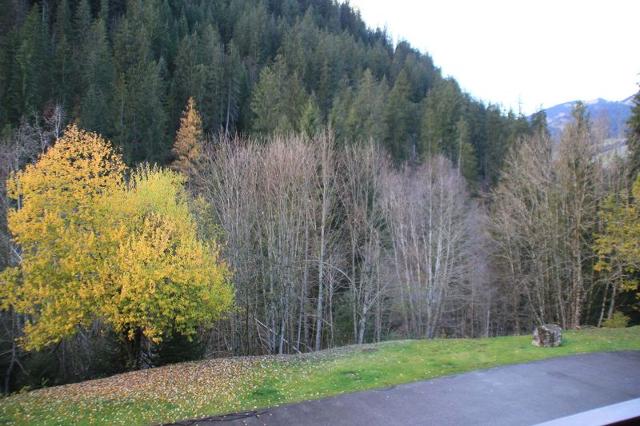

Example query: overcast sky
[347,0,639,115]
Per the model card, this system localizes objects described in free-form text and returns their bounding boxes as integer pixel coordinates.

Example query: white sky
[347,0,640,115]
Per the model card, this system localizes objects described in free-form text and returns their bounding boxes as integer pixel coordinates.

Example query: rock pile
[532,324,562,347]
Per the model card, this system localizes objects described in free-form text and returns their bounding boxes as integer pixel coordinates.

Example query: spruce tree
[112,12,167,163]
[384,69,414,162]
[480,105,517,185]
[74,0,92,46]
[16,4,51,117]
[299,94,322,138]
[222,41,245,136]
[531,110,550,138]
[420,78,462,160]
[198,25,224,133]
[251,63,279,134]
[455,117,478,183]
[627,88,640,179]
[0,30,21,127]
[251,55,306,135]
[344,69,387,143]
[53,0,74,108]
[79,18,114,138]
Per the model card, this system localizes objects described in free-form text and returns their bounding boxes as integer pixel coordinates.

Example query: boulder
[532,324,562,347]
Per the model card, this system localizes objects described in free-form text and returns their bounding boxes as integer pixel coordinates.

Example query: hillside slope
[1,327,639,425]
[0,0,528,181]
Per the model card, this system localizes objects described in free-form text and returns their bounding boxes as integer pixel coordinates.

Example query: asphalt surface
[173,351,640,426]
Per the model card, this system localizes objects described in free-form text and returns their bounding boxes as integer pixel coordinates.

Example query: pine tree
[627,88,640,179]
[0,30,21,127]
[198,25,224,133]
[112,12,167,163]
[531,110,550,138]
[170,25,224,135]
[171,97,204,180]
[328,83,353,143]
[251,63,279,134]
[170,33,201,130]
[384,70,414,162]
[16,4,51,117]
[420,78,462,160]
[79,17,114,138]
[251,55,306,134]
[74,0,92,46]
[99,0,110,22]
[300,94,322,138]
[344,69,387,143]
[222,41,245,136]
[484,105,508,185]
[53,0,74,108]
[455,117,478,183]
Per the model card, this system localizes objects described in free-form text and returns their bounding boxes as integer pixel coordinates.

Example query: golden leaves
[594,175,640,300]
[1,355,268,425]
[4,126,233,351]
[171,97,204,179]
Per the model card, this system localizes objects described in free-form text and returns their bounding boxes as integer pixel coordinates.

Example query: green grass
[2,327,640,425]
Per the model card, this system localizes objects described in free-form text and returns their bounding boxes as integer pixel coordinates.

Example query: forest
[0,0,639,394]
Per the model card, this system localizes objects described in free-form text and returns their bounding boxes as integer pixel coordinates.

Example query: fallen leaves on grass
[0,357,274,425]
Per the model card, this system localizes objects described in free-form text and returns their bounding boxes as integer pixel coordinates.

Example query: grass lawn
[1,326,639,425]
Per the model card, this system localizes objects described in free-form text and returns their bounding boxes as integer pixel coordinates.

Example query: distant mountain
[542,96,633,138]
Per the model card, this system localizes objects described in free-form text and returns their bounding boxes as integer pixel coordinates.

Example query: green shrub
[603,312,630,328]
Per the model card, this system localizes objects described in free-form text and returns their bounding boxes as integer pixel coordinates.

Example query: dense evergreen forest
[0,0,530,182]
[0,0,639,395]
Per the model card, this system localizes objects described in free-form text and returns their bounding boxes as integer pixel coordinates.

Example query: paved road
[173,351,640,426]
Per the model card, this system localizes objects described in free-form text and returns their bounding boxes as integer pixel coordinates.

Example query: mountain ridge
[542,96,633,138]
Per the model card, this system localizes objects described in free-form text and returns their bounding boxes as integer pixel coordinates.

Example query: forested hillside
[0,0,639,397]
[0,0,529,182]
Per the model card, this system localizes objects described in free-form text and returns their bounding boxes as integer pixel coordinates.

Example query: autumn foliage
[0,125,233,351]
[171,97,204,179]
[595,176,640,300]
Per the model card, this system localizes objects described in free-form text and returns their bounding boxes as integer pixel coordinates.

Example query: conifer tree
[74,0,92,46]
[112,12,167,163]
[0,30,21,127]
[251,55,306,134]
[384,70,414,161]
[53,0,74,108]
[79,17,114,138]
[420,78,462,160]
[172,97,204,180]
[328,83,353,143]
[627,88,640,179]
[530,110,550,138]
[300,94,322,138]
[483,105,509,185]
[344,69,387,143]
[16,4,51,116]
[198,25,224,132]
[455,117,478,183]
[222,41,245,136]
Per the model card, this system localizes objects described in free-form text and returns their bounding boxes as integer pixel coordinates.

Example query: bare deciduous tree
[382,156,485,338]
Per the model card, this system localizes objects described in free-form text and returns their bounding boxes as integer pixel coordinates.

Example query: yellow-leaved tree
[103,166,233,365]
[594,175,640,317]
[1,125,126,349]
[0,125,233,368]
